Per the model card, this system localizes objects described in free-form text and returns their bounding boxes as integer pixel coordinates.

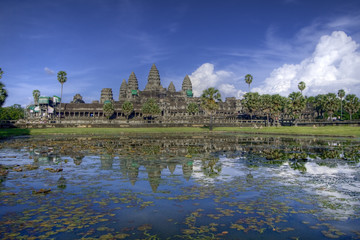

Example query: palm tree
[200,87,221,131]
[57,71,67,122]
[298,81,306,95]
[323,93,340,120]
[337,89,345,120]
[33,90,40,105]
[103,101,115,120]
[288,92,306,126]
[187,102,199,115]
[260,94,272,126]
[271,94,288,126]
[314,94,326,119]
[244,74,253,92]
[0,68,8,108]
[344,94,360,120]
[242,92,260,122]
[141,98,161,123]
[122,101,133,123]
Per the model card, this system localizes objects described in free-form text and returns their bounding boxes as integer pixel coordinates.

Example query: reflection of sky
[190,155,360,221]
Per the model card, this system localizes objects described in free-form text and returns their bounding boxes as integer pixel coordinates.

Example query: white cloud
[253,31,360,96]
[44,67,55,75]
[189,63,245,99]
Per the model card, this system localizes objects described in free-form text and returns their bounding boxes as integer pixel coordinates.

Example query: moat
[1,133,359,239]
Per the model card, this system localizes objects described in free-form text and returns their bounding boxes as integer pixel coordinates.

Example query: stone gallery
[28,64,245,126]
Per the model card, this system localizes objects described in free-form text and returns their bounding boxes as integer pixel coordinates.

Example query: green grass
[215,126,360,138]
[0,126,359,138]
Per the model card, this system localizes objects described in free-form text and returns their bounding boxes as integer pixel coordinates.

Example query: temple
[26,64,314,126]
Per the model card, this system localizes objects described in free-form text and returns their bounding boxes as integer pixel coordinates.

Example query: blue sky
[1,0,360,106]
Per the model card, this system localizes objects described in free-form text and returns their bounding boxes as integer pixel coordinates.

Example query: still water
[0,133,359,239]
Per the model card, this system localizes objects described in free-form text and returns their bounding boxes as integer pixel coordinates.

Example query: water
[0,133,359,239]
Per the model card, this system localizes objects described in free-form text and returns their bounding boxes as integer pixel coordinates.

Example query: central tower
[145,64,163,91]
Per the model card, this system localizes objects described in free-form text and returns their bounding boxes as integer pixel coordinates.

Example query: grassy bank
[0,126,359,138]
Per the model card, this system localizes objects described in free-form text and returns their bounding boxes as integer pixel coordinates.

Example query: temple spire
[119,79,127,100]
[145,64,162,91]
[182,75,192,92]
[168,81,176,92]
[128,72,138,90]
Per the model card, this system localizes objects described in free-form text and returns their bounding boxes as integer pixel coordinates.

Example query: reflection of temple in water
[14,133,357,192]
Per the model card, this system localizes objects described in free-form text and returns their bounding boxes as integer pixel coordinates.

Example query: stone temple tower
[182,75,193,97]
[100,88,114,103]
[168,81,176,92]
[127,72,139,97]
[119,79,127,100]
[145,64,163,91]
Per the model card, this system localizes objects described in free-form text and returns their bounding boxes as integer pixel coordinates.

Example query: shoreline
[0,126,359,138]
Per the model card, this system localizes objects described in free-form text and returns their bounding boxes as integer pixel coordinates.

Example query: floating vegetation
[0,134,359,239]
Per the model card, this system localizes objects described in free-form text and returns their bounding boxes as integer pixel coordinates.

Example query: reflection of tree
[289,160,307,173]
[344,147,360,163]
[201,156,222,177]
[57,176,66,189]
[320,149,340,160]
[73,155,84,166]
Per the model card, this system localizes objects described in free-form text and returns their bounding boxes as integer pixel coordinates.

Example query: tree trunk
[209,114,213,131]
[59,83,63,123]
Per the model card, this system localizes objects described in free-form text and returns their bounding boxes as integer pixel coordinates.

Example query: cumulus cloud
[44,67,55,75]
[189,63,245,99]
[253,31,360,96]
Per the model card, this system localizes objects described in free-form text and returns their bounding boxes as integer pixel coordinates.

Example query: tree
[187,102,199,115]
[298,81,306,95]
[122,101,133,122]
[271,94,288,126]
[344,94,360,120]
[141,98,161,122]
[288,92,306,126]
[323,93,340,120]
[201,87,221,131]
[314,94,327,119]
[33,90,40,105]
[244,74,253,92]
[0,68,8,107]
[57,71,67,122]
[337,89,345,120]
[103,101,114,119]
[0,104,24,120]
[242,92,260,122]
[260,94,272,126]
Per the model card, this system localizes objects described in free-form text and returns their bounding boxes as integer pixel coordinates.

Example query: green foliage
[57,71,67,84]
[0,68,7,107]
[271,94,288,123]
[103,102,114,119]
[32,90,40,105]
[0,104,24,120]
[244,74,253,92]
[141,98,161,117]
[298,81,306,94]
[187,102,199,115]
[242,92,260,119]
[288,92,306,120]
[122,101,134,119]
[338,89,345,99]
[344,94,360,120]
[201,88,221,114]
[201,88,221,131]
[323,93,340,119]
